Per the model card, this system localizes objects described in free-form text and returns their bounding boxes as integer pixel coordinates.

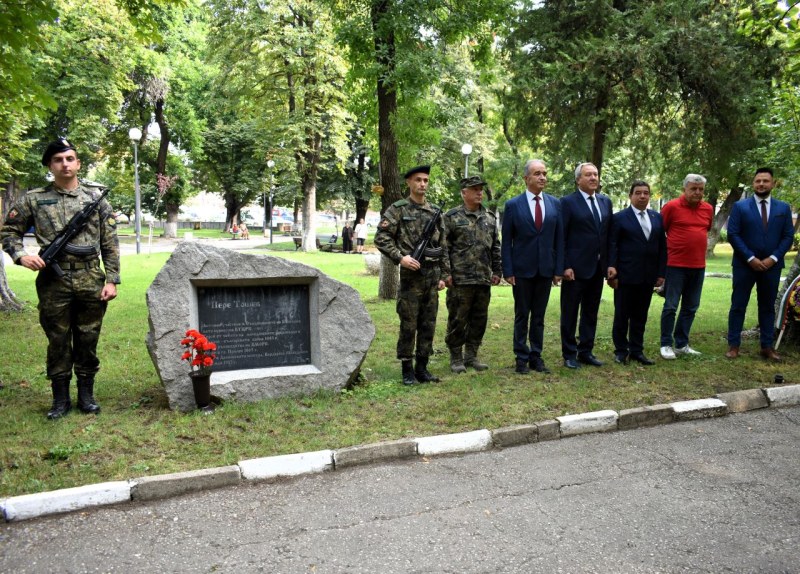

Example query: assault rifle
[39,188,110,278]
[410,203,445,266]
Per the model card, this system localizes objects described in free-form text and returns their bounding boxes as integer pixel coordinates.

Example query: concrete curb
[2,383,798,523]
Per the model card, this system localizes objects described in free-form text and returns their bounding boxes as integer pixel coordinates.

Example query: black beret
[403,165,430,179]
[42,138,77,166]
[460,175,487,189]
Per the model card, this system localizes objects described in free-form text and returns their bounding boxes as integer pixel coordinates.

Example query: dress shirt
[526,190,546,223]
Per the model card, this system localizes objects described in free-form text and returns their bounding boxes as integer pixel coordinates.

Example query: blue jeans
[660,266,705,348]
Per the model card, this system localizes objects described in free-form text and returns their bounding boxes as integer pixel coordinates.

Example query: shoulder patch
[6,208,19,220]
[392,199,409,207]
[379,219,390,229]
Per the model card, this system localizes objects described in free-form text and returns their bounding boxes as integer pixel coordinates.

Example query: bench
[292,235,338,251]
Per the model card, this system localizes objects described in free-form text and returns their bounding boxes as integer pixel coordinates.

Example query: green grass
[0,243,797,497]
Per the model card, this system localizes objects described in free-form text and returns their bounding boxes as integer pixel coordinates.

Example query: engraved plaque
[197,284,311,371]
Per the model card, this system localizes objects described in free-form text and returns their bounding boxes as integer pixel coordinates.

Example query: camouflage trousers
[445,284,491,350]
[396,269,440,360]
[35,264,108,380]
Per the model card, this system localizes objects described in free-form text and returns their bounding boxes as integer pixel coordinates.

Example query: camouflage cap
[460,175,487,189]
[42,138,77,166]
[403,165,430,179]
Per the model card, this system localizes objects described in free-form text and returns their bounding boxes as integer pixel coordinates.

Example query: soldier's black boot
[464,346,489,371]
[77,376,101,414]
[47,377,72,420]
[401,360,416,386]
[414,355,440,383]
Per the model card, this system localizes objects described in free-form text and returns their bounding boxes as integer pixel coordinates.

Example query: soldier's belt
[55,259,101,270]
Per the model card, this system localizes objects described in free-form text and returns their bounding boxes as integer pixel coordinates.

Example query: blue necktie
[589,195,601,232]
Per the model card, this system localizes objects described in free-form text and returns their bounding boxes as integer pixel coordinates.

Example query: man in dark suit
[607,181,666,365]
[726,167,794,361]
[501,159,564,374]
[560,162,613,369]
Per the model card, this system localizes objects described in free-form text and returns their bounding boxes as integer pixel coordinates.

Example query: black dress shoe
[630,354,655,366]
[563,359,581,369]
[578,354,604,367]
[613,354,629,365]
[529,358,551,374]
[515,360,531,374]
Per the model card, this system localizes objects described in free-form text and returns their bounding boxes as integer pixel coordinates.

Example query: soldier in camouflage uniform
[374,165,450,386]
[1,139,120,419]
[443,175,502,373]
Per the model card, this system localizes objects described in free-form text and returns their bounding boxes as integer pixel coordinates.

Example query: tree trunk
[0,179,23,311]
[707,184,743,256]
[301,171,318,252]
[372,0,401,300]
[591,89,609,175]
[164,202,179,238]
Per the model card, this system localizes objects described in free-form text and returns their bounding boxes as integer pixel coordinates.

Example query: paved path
[1,406,798,573]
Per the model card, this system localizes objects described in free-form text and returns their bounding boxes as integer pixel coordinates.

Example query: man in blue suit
[501,159,564,374]
[560,162,613,369]
[607,181,666,365]
[725,167,794,362]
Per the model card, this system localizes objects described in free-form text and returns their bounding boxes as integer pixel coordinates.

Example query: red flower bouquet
[181,329,217,376]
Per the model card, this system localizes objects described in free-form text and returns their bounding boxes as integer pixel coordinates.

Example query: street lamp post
[267,160,275,244]
[128,127,143,254]
[461,143,473,178]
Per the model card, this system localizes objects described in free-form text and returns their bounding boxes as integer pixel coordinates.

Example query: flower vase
[189,372,212,410]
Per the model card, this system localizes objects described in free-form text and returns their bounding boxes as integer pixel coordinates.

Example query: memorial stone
[145,243,375,411]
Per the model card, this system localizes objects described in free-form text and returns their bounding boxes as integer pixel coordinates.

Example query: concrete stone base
[1,482,130,522]
[536,419,561,441]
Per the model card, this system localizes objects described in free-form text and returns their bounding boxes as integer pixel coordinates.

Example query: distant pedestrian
[342,222,354,253]
[354,218,368,253]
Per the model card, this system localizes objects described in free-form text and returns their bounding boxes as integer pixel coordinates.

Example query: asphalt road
[1,405,798,573]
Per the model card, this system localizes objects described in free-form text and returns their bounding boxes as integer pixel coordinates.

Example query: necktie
[638,210,651,239]
[534,195,542,231]
[761,200,768,230]
[589,195,601,231]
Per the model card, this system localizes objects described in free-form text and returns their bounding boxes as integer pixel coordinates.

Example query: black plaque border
[188,277,320,382]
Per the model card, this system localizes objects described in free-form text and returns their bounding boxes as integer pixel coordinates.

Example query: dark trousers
[445,285,491,351]
[660,266,704,348]
[612,283,655,356]
[396,271,440,360]
[560,270,604,360]
[727,264,781,348]
[512,276,553,361]
[36,267,108,380]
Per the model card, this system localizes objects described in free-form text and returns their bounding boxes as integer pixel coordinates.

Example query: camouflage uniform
[374,198,450,362]
[1,182,120,382]
[444,204,501,367]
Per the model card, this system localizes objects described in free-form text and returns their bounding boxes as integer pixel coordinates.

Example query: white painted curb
[416,429,493,456]
[764,384,800,407]
[1,481,130,522]
[671,398,727,419]
[239,450,333,480]
[557,410,618,437]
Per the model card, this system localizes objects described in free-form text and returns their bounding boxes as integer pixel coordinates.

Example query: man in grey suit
[560,162,613,369]
[501,159,564,374]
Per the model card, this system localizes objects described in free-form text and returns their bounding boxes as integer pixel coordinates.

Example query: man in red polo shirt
[659,174,714,360]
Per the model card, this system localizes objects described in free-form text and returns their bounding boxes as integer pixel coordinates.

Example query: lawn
[0,242,796,497]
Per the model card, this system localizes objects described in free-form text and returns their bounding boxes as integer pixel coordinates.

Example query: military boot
[401,360,416,386]
[77,376,101,414]
[449,347,467,374]
[464,346,489,371]
[414,355,440,383]
[47,377,72,420]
